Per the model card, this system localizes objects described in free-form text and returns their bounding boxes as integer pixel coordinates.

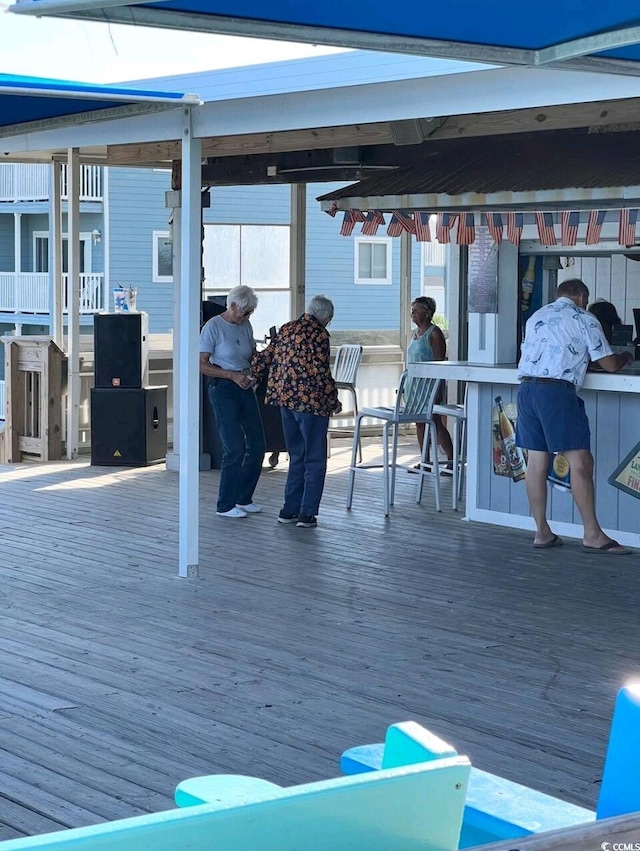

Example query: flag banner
[536,211,557,245]
[608,440,640,500]
[485,212,503,244]
[413,211,431,242]
[325,201,338,218]
[457,212,476,245]
[619,208,639,246]
[436,212,455,244]
[387,213,403,237]
[585,209,606,244]
[506,212,524,244]
[350,210,366,223]
[394,211,416,233]
[361,210,384,236]
[340,210,356,237]
[561,211,580,246]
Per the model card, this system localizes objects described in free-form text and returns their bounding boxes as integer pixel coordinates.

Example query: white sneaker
[237,502,263,514]
[216,507,248,518]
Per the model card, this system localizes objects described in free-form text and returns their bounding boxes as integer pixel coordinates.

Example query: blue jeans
[280,408,329,517]
[209,380,265,513]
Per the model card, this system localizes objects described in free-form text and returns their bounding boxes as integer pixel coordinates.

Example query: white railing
[0,164,103,202]
[424,240,446,267]
[0,273,105,314]
[0,380,5,423]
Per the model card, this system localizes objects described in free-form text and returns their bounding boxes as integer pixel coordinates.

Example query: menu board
[608,440,640,500]
[468,225,498,314]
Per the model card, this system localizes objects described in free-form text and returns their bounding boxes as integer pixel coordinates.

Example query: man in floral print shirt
[253,295,342,528]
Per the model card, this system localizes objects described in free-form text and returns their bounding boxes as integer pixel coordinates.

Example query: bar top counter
[410,361,640,393]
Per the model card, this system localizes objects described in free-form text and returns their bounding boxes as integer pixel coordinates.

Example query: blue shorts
[515,380,591,453]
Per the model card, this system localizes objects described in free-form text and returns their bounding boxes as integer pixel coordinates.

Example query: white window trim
[153,230,173,283]
[33,230,92,273]
[354,236,392,285]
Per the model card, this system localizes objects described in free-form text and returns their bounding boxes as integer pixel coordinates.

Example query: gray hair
[307,294,334,324]
[226,285,258,312]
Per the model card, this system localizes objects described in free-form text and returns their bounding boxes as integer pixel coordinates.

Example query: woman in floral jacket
[253,295,341,528]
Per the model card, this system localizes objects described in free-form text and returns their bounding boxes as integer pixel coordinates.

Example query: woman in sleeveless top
[408,297,453,467]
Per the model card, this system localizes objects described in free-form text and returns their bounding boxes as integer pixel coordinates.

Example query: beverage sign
[548,453,571,491]
[608,441,640,499]
[492,396,527,481]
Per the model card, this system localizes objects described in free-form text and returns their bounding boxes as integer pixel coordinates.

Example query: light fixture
[91,228,101,246]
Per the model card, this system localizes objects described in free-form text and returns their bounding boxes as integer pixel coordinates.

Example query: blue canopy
[9,0,640,74]
[0,71,199,134]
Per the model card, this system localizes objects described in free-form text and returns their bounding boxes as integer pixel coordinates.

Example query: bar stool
[328,344,363,461]
[433,385,468,510]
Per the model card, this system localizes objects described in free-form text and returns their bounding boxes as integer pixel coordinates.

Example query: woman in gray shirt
[199,285,265,518]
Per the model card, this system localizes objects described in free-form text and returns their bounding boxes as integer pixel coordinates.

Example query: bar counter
[409,361,640,547]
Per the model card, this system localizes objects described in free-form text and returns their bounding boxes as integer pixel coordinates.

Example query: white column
[66,148,81,460]
[102,167,110,313]
[51,161,64,348]
[13,212,21,314]
[399,230,413,359]
[178,109,201,578]
[289,183,306,319]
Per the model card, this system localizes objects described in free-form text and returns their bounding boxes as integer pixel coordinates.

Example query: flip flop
[581,541,632,555]
[533,534,563,549]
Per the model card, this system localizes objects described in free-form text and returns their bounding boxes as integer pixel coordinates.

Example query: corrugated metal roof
[317,131,640,208]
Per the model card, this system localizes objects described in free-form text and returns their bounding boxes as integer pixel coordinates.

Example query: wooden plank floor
[0,438,639,841]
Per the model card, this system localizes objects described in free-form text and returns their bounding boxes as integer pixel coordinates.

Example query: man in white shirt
[516,278,634,554]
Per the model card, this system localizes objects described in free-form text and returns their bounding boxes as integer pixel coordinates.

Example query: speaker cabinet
[94,313,149,389]
[91,387,167,467]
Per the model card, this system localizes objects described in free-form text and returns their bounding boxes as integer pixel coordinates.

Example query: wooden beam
[467,812,640,850]
[105,96,640,167]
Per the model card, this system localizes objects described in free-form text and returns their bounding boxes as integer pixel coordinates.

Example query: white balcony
[0,273,105,314]
[0,164,103,202]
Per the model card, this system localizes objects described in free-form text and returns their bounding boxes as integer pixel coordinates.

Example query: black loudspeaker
[90,387,167,466]
[94,313,148,389]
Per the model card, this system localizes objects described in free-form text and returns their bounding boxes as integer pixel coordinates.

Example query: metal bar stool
[433,384,468,510]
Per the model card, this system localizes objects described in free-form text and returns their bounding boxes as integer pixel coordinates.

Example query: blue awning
[0,71,200,134]
[9,0,640,74]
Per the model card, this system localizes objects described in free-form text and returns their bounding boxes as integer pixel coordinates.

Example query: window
[354,237,392,284]
[33,232,90,274]
[153,231,173,282]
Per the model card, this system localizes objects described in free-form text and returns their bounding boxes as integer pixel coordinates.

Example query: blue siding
[0,216,14,269]
[204,184,290,225]
[108,167,174,333]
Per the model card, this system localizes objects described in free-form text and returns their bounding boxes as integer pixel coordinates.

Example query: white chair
[328,344,363,461]
[347,370,443,516]
[433,384,468,511]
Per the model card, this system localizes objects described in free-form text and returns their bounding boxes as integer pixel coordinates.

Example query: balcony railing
[0,164,103,202]
[0,273,105,314]
[0,379,5,423]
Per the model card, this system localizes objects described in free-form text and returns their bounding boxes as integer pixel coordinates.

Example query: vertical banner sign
[492,396,527,481]
[547,453,571,491]
[468,226,499,313]
[608,441,640,499]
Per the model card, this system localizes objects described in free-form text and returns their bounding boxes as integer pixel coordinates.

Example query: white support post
[165,201,181,472]
[178,109,201,578]
[14,212,22,273]
[289,183,306,320]
[51,161,64,348]
[66,148,81,460]
[399,230,413,359]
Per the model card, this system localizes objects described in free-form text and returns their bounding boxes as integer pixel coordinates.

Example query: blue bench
[0,756,471,851]
[341,685,640,848]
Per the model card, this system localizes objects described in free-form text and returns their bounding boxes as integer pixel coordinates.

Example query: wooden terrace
[0,437,639,842]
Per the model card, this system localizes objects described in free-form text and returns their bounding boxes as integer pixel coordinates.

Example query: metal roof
[317,130,640,212]
[10,0,640,76]
[0,72,199,137]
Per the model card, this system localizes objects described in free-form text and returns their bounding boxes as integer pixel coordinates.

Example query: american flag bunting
[413,212,431,242]
[536,212,557,246]
[325,201,338,218]
[619,208,639,246]
[350,210,366,223]
[585,210,606,245]
[506,212,524,245]
[456,212,476,245]
[485,212,503,244]
[340,211,356,237]
[561,211,580,246]
[436,212,455,244]
[387,214,403,237]
[394,211,416,233]
[361,211,384,236]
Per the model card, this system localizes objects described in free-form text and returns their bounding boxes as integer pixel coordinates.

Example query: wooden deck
[0,436,639,842]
